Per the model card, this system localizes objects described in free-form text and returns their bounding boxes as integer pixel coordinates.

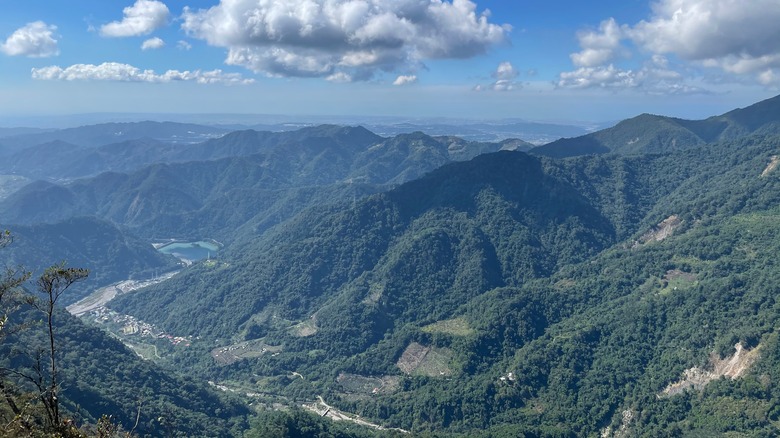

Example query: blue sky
[1,0,779,123]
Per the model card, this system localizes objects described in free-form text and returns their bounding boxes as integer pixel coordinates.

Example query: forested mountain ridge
[0,124,378,181]
[113,151,618,339]
[0,123,525,184]
[109,132,754,342]
[108,130,780,436]
[0,128,512,242]
[532,93,780,158]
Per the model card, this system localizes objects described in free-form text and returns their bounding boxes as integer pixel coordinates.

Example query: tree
[1,229,90,435]
[27,263,89,432]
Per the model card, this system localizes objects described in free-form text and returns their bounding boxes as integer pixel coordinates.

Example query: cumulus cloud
[1,21,59,57]
[570,18,625,68]
[181,0,510,80]
[494,61,518,80]
[475,61,519,91]
[31,62,254,85]
[177,40,192,50]
[393,74,417,86]
[100,0,170,37]
[558,65,638,90]
[558,56,707,95]
[141,37,165,50]
[630,0,780,65]
[559,0,780,91]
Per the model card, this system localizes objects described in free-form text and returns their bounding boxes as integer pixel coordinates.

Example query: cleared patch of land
[125,341,161,361]
[421,317,474,337]
[211,339,282,365]
[397,342,453,377]
[289,316,318,337]
[336,373,401,396]
[659,269,698,295]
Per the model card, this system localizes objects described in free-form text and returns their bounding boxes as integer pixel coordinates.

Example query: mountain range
[0,127,525,245]
[3,94,780,436]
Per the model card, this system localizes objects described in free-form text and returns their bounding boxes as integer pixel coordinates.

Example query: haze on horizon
[2,0,780,123]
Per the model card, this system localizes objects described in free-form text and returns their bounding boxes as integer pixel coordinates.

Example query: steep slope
[108,138,714,344]
[108,132,780,436]
[476,135,780,436]
[9,97,780,436]
[532,93,780,157]
[111,151,617,340]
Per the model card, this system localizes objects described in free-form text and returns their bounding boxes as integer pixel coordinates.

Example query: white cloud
[177,40,192,50]
[31,62,254,85]
[475,61,520,91]
[758,69,780,87]
[181,0,510,80]
[560,0,780,91]
[494,61,518,81]
[326,72,352,82]
[558,65,639,90]
[631,0,780,65]
[141,37,165,50]
[393,74,417,86]
[100,0,170,37]
[557,56,707,95]
[1,21,59,58]
[570,18,625,68]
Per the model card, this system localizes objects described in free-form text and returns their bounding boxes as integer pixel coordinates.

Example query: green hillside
[532,94,780,158]
[104,130,780,435]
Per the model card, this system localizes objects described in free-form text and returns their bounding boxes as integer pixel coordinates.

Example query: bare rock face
[761,155,779,177]
[634,214,682,247]
[661,343,760,397]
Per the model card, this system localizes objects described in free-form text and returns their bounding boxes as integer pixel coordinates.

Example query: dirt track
[67,271,179,316]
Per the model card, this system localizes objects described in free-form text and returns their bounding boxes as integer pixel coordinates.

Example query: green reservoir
[156,241,219,262]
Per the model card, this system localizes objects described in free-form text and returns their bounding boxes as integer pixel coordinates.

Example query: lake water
[156,241,219,261]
